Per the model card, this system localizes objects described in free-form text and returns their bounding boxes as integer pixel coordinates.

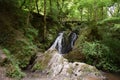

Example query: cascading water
[49,32,64,54]
[64,32,77,53]
[49,31,77,54]
[69,32,77,48]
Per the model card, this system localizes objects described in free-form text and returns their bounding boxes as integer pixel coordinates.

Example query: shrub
[3,49,25,79]
[12,36,37,68]
[82,41,120,72]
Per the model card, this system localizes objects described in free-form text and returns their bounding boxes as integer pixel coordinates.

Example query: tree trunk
[117,3,120,17]
[88,8,90,21]
[93,0,97,23]
[56,0,60,21]
[49,0,52,14]
[35,0,39,14]
[26,0,31,27]
[80,8,83,21]
[101,6,104,20]
[26,12,30,27]
[89,7,92,21]
[43,0,47,42]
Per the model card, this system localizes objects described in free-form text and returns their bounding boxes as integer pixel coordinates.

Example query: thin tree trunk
[35,0,39,14]
[56,0,60,21]
[80,8,83,21]
[101,6,104,20]
[89,7,92,21]
[26,12,30,27]
[25,0,31,35]
[26,0,31,27]
[43,0,47,42]
[88,8,90,21]
[117,3,120,17]
[93,0,97,23]
[49,0,52,14]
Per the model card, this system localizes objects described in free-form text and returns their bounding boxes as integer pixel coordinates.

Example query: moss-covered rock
[32,51,53,71]
[64,48,85,62]
[30,48,105,80]
[41,49,106,80]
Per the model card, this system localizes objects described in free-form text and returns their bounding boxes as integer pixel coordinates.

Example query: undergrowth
[3,49,25,79]
[66,22,120,73]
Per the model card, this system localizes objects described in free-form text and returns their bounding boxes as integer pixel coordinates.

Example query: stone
[44,49,106,80]
[0,49,7,64]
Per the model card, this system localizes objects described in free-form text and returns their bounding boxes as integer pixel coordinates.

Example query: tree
[43,0,47,42]
[49,0,52,14]
[35,0,39,14]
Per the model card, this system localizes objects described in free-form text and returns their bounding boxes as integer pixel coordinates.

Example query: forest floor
[0,66,120,80]
[22,71,49,80]
[0,67,14,80]
[0,66,49,80]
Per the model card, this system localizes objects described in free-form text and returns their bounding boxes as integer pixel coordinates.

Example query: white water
[49,32,64,54]
[71,33,77,48]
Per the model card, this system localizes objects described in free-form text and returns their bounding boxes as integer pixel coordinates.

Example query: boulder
[38,49,106,80]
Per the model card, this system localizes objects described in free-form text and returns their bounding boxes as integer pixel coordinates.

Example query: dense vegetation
[0,0,120,79]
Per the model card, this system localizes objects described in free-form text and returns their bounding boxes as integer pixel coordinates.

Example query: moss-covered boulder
[32,49,106,80]
[64,48,85,62]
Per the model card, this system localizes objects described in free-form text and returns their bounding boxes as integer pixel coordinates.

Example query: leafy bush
[98,17,120,24]
[82,41,120,72]
[13,39,37,68]
[3,49,25,79]
[24,27,38,41]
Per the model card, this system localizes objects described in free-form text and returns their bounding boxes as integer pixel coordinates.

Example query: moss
[67,66,73,74]
[32,62,44,71]
[64,48,85,62]
[32,52,52,71]
[6,64,25,79]
[3,49,25,79]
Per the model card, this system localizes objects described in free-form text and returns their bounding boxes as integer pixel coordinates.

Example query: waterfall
[64,32,77,53]
[49,31,77,54]
[70,33,77,48]
[49,32,64,54]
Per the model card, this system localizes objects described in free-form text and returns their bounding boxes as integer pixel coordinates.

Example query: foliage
[69,21,120,72]
[13,39,37,68]
[82,41,120,72]
[32,62,44,71]
[10,26,38,68]
[25,27,38,41]
[98,17,120,24]
[32,53,52,71]
[3,49,25,79]
[0,4,39,78]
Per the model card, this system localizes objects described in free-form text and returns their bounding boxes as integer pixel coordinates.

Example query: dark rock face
[64,32,77,54]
